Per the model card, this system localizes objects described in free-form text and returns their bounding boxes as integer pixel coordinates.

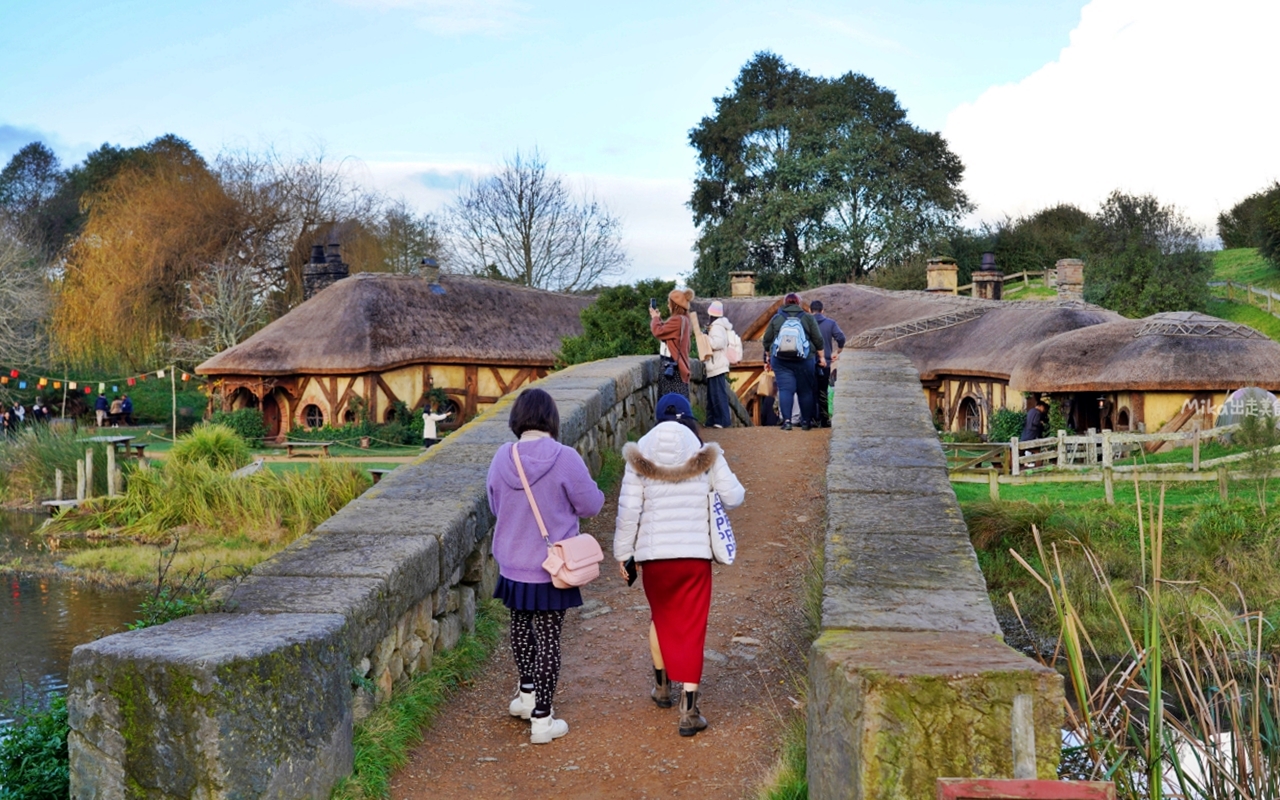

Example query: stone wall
[808,352,1064,800]
[67,356,673,799]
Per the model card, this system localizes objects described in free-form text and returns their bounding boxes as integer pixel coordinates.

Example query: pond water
[0,510,144,724]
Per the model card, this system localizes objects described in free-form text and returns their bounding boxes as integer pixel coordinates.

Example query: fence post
[1057,430,1066,468]
[1192,424,1201,472]
[106,445,117,499]
[988,469,1000,501]
[1010,436,1020,476]
[85,449,94,499]
[76,460,85,502]
[1086,427,1097,464]
[55,469,64,502]
[1218,466,1228,501]
[1104,467,1115,505]
[1102,430,1113,469]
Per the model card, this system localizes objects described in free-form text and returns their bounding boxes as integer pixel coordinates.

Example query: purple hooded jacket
[487,436,605,584]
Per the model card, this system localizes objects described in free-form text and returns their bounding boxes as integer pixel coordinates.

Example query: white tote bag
[708,491,736,565]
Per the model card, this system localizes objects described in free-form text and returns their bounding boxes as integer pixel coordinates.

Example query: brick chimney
[303,241,350,300]
[925,257,958,294]
[1056,258,1084,301]
[972,251,1004,300]
[730,271,757,297]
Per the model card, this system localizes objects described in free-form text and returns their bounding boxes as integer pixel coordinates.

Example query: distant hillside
[1212,248,1279,289]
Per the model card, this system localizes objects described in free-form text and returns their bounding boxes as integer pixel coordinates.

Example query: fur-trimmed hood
[623,422,720,482]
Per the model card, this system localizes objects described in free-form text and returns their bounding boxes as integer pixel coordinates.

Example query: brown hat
[667,288,694,310]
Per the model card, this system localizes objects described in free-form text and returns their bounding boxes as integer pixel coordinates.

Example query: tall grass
[167,423,251,470]
[0,425,108,506]
[49,459,369,544]
[1011,483,1280,799]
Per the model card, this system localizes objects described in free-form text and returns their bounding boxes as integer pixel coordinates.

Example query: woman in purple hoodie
[487,388,605,744]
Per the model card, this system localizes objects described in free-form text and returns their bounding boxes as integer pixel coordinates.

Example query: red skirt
[641,558,712,684]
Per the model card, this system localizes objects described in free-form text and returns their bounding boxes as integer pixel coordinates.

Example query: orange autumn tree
[54,136,243,369]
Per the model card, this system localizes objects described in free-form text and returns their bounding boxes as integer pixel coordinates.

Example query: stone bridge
[67,353,1060,799]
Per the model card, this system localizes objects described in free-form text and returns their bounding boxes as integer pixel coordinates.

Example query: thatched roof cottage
[197,273,591,439]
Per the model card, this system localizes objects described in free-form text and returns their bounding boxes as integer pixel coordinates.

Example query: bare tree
[447,150,627,291]
[169,262,269,363]
[0,218,51,367]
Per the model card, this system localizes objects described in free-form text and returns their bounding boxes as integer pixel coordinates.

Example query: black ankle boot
[652,668,672,708]
[678,690,707,737]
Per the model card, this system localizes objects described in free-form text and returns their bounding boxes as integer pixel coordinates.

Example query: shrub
[988,407,1026,444]
[0,695,70,800]
[863,256,926,290]
[167,424,251,471]
[1217,182,1280,250]
[558,278,675,366]
[209,407,267,442]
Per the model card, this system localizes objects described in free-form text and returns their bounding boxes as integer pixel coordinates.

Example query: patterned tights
[510,610,566,716]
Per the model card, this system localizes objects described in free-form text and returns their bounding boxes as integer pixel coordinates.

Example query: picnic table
[81,435,150,459]
[283,440,334,458]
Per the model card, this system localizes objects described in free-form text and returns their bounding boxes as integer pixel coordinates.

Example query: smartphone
[625,557,638,586]
[649,298,657,310]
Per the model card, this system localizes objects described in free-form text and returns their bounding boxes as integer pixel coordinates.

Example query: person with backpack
[487,388,605,744]
[809,300,846,428]
[650,289,695,399]
[614,393,745,737]
[702,301,739,429]
[762,293,825,431]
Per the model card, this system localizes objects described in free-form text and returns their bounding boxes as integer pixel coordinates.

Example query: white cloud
[333,0,529,36]
[355,160,695,283]
[943,0,1280,238]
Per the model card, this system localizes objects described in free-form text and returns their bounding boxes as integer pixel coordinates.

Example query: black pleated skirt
[494,575,583,612]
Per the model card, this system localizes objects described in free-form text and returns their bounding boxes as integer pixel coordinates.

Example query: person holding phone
[650,289,695,400]
[613,393,746,737]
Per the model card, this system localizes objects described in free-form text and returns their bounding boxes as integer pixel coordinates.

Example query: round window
[303,404,324,429]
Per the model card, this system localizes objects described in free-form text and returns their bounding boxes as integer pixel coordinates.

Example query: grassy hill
[1212,247,1279,288]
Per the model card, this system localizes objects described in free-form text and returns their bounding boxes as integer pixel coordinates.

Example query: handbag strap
[512,443,551,543]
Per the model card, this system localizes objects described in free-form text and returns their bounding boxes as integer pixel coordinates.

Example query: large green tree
[1083,191,1211,317]
[687,52,970,296]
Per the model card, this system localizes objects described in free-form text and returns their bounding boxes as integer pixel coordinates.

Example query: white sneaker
[530,713,568,744]
[509,689,535,720]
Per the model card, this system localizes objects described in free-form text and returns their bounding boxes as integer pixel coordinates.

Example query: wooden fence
[1209,280,1280,319]
[956,270,1052,296]
[946,423,1280,503]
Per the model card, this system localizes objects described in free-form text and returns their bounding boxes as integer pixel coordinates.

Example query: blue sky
[3,0,1277,280]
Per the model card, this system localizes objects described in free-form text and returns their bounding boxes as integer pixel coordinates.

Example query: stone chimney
[1056,258,1084,301]
[303,241,350,300]
[419,257,441,283]
[730,271,757,298]
[972,252,1004,300]
[925,257,959,294]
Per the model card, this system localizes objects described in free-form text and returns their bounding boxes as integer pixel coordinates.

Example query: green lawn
[1206,298,1280,341]
[1002,281,1057,300]
[1212,247,1280,289]
[953,477,1264,507]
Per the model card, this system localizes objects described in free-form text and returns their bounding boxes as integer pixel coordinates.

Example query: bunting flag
[69,381,77,390]
[0,364,203,395]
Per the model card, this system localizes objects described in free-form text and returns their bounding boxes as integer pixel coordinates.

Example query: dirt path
[391,426,829,800]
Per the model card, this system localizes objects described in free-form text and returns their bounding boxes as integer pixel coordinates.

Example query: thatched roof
[852,300,1124,380]
[197,273,592,376]
[1008,312,1280,392]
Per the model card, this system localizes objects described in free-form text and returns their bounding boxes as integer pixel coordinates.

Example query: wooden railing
[1209,280,1280,319]
[956,269,1053,297]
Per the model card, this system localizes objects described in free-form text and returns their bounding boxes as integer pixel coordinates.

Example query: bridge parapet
[809,352,1064,799]
[67,356,674,799]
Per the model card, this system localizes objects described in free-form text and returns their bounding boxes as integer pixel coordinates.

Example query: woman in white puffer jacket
[614,393,745,737]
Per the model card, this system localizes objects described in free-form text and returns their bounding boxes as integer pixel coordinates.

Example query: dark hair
[509,388,560,440]
[809,300,824,312]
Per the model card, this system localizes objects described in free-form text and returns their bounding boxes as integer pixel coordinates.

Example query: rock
[436,613,462,652]
[460,586,477,633]
[703,649,728,664]
[731,636,762,646]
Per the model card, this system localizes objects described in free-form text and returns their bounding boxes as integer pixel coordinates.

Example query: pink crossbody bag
[512,443,604,589]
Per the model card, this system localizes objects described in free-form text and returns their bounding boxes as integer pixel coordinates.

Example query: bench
[283,441,333,458]
[41,499,83,515]
[368,468,394,484]
[131,443,148,459]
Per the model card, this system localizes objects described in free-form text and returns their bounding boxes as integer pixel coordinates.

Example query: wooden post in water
[1192,423,1201,472]
[1104,467,1115,505]
[1010,436,1020,476]
[84,449,94,499]
[106,446,117,498]
[76,460,85,501]
[1218,466,1229,501]
[988,469,1000,501]
[55,469,64,501]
